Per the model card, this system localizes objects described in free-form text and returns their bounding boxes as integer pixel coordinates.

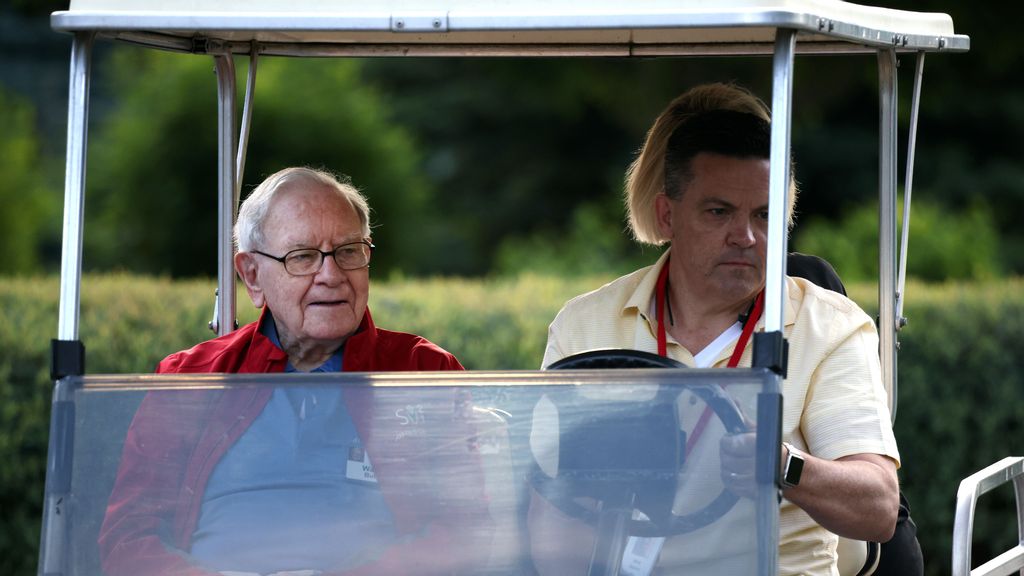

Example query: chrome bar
[57,32,94,342]
[897,52,925,324]
[764,30,795,335]
[877,49,898,422]
[50,7,971,54]
[236,42,259,211]
[971,549,1024,576]
[756,373,783,576]
[258,42,630,57]
[952,457,1024,576]
[90,33,959,58]
[757,32,795,576]
[206,40,930,58]
[213,54,238,336]
[39,385,76,574]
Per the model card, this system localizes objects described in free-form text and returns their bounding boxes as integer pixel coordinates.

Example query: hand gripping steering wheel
[534,348,748,537]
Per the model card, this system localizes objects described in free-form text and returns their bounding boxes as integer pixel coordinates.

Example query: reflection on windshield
[52,372,772,575]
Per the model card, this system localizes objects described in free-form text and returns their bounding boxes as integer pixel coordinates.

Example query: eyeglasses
[252,241,375,276]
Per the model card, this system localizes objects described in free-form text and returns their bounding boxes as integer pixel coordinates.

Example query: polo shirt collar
[623,250,672,319]
[622,248,798,334]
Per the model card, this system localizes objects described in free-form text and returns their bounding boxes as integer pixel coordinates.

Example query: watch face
[784,450,804,487]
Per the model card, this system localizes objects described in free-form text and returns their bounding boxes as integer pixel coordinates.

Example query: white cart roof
[52,0,968,56]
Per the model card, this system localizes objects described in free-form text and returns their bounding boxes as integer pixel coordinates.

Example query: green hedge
[2,274,1022,575]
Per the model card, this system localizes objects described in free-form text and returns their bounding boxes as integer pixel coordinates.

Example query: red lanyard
[654,256,763,364]
[653,256,764,454]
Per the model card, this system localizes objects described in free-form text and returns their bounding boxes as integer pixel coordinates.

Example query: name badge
[620,534,665,576]
[346,442,378,484]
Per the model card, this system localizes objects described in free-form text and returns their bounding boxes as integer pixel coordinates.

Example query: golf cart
[42,2,1018,575]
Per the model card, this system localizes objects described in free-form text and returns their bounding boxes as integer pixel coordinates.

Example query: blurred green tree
[84,50,442,277]
[0,88,55,275]
[363,45,1023,279]
[793,199,1001,283]
[495,199,657,278]
[9,1,1022,281]
[8,0,68,17]
[362,57,775,275]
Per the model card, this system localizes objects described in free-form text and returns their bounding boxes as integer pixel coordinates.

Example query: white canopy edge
[52,0,969,55]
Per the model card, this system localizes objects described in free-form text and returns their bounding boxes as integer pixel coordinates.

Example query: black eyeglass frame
[251,240,375,276]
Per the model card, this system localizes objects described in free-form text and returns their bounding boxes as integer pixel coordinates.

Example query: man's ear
[234,252,265,308]
[654,193,674,239]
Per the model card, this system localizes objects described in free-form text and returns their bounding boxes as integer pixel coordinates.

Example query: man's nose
[315,252,347,284]
[728,217,757,247]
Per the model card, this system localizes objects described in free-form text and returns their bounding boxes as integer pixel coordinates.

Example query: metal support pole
[57,32,94,342]
[765,30,795,336]
[877,49,899,421]
[235,42,259,210]
[952,457,1024,576]
[897,52,926,325]
[213,54,237,336]
[756,31,796,576]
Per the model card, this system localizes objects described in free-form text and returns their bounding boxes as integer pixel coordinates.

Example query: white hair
[234,167,372,252]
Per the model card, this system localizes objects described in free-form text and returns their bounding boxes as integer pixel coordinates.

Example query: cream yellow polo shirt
[541,250,900,576]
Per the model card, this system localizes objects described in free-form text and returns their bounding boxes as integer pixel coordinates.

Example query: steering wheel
[534,348,747,536]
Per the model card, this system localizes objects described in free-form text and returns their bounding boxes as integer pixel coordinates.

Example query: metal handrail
[952,457,1024,576]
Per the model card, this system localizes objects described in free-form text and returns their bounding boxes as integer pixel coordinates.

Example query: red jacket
[99,309,493,576]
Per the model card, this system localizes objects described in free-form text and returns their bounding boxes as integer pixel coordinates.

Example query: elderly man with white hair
[99,167,490,576]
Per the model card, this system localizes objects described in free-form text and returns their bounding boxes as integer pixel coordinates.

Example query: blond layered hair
[625,83,798,245]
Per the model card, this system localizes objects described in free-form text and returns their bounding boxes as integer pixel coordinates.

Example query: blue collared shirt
[189,315,397,573]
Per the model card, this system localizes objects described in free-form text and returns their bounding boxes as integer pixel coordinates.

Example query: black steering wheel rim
[535,348,747,536]
[546,348,686,371]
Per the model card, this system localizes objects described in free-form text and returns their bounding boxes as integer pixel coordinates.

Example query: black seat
[788,252,923,576]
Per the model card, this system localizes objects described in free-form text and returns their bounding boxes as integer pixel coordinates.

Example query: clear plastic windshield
[40,369,780,576]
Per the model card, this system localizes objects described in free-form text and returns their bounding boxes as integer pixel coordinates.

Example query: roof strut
[897,52,925,327]
[209,44,258,335]
[877,49,899,423]
[236,42,259,213]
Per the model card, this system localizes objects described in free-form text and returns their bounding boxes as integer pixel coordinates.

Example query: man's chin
[714,278,763,303]
[305,312,360,340]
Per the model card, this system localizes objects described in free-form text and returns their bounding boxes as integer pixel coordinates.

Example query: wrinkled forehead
[262,183,362,245]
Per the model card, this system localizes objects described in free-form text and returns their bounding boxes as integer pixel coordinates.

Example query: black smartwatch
[781,442,805,488]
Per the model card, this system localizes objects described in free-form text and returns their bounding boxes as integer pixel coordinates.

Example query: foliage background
[2,1,1023,280]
